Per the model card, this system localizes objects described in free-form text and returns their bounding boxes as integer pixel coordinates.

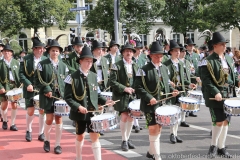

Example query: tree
[0,0,75,37]
[83,0,165,37]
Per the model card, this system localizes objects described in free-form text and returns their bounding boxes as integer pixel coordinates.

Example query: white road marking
[113,150,142,158]
[99,139,113,145]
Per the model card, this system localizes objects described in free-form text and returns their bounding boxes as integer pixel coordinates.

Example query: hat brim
[212,40,229,45]
[46,46,63,53]
[120,48,136,54]
[73,43,84,46]
[2,49,14,53]
[76,55,97,64]
[92,46,103,51]
[109,43,120,49]
[32,44,45,49]
[187,43,196,46]
[150,51,165,54]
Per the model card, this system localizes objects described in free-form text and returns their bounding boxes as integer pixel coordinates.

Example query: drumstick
[33,90,62,100]
[103,86,111,92]
[147,95,174,105]
[19,83,23,88]
[209,98,240,100]
[161,91,185,96]
[101,100,120,107]
[187,86,196,97]
[87,110,102,113]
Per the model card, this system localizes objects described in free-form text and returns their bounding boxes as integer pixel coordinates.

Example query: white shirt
[34,56,41,70]
[220,56,228,69]
[4,58,14,81]
[0,55,3,60]
[79,67,88,77]
[95,57,103,82]
[110,54,116,64]
[171,59,180,83]
[123,58,133,74]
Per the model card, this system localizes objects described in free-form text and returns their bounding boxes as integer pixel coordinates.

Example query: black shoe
[217,148,232,158]
[207,145,217,159]
[170,133,176,144]
[44,141,50,152]
[146,151,155,159]
[189,112,197,117]
[54,146,62,154]
[38,133,45,142]
[25,131,32,142]
[128,139,136,149]
[180,122,189,127]
[135,125,140,133]
[176,136,183,143]
[140,126,143,130]
[2,121,7,130]
[10,124,18,131]
[0,117,3,122]
[72,121,76,127]
[121,141,129,151]
[185,112,189,117]
[132,125,136,129]
[99,131,104,136]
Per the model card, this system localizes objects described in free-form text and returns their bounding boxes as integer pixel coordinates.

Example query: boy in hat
[43,39,52,57]
[110,43,138,152]
[163,40,196,143]
[64,46,114,160]
[201,32,239,158]
[101,42,108,56]
[19,37,47,142]
[0,44,21,131]
[104,40,122,69]
[134,41,179,160]
[162,39,171,63]
[34,39,69,154]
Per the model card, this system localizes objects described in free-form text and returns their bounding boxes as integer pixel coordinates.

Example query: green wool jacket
[109,60,138,112]
[185,51,200,76]
[64,51,80,74]
[162,54,170,63]
[19,54,47,99]
[132,54,146,68]
[90,56,109,88]
[104,53,122,69]
[201,52,239,108]
[134,62,174,113]
[34,59,68,110]
[0,58,21,92]
[64,70,106,121]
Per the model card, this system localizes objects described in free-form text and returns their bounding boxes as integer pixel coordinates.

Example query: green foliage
[0,0,75,37]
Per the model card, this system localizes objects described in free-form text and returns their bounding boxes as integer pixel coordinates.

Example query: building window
[139,34,148,46]
[172,33,180,44]
[19,33,28,51]
[187,32,194,43]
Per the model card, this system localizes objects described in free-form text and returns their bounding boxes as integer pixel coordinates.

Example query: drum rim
[178,97,200,104]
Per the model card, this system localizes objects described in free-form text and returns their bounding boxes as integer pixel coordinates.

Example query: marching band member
[104,40,122,69]
[162,39,170,63]
[201,32,239,158]
[0,44,21,131]
[64,46,114,160]
[101,42,108,56]
[163,40,196,144]
[109,43,138,151]
[35,39,69,154]
[135,41,178,160]
[0,40,4,122]
[19,37,47,142]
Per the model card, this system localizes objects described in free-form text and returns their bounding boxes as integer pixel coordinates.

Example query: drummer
[34,39,69,154]
[64,46,114,160]
[201,32,239,158]
[109,43,139,151]
[134,41,179,160]
[0,44,21,131]
[19,37,47,142]
[0,40,4,122]
[163,40,196,144]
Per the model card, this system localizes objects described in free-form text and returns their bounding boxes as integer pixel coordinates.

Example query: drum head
[179,97,199,104]
[6,90,14,96]
[128,99,141,110]
[224,99,240,108]
[189,90,203,96]
[91,113,115,121]
[12,88,22,93]
[33,95,39,100]
[100,92,112,97]
[155,106,180,116]
[55,100,67,106]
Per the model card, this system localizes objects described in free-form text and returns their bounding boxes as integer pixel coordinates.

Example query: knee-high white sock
[149,134,161,160]
[218,125,228,149]
[2,108,8,122]
[11,109,17,126]
[211,125,223,146]
[44,123,52,141]
[174,123,179,136]
[92,141,101,160]
[133,118,139,126]
[170,126,174,135]
[55,123,62,147]
[181,111,186,122]
[120,120,127,141]
[76,139,84,160]
[126,121,134,140]
[39,114,45,135]
[26,114,34,132]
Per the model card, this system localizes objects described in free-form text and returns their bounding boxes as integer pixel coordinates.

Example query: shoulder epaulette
[136,69,146,76]
[201,59,207,66]
[110,64,118,70]
[37,63,42,71]
[64,74,72,84]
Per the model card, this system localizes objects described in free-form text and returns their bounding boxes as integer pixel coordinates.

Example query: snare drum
[128,99,144,119]
[5,88,23,102]
[179,97,200,112]
[155,105,181,126]
[100,92,114,113]
[33,95,40,110]
[90,113,118,133]
[54,100,70,116]
[189,90,204,103]
[224,98,240,116]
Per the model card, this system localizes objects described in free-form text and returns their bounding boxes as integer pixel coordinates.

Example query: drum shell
[128,99,144,119]
[54,101,70,116]
[179,97,200,112]
[6,90,23,102]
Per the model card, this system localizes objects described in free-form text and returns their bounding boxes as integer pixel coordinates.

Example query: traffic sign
[70,6,89,12]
